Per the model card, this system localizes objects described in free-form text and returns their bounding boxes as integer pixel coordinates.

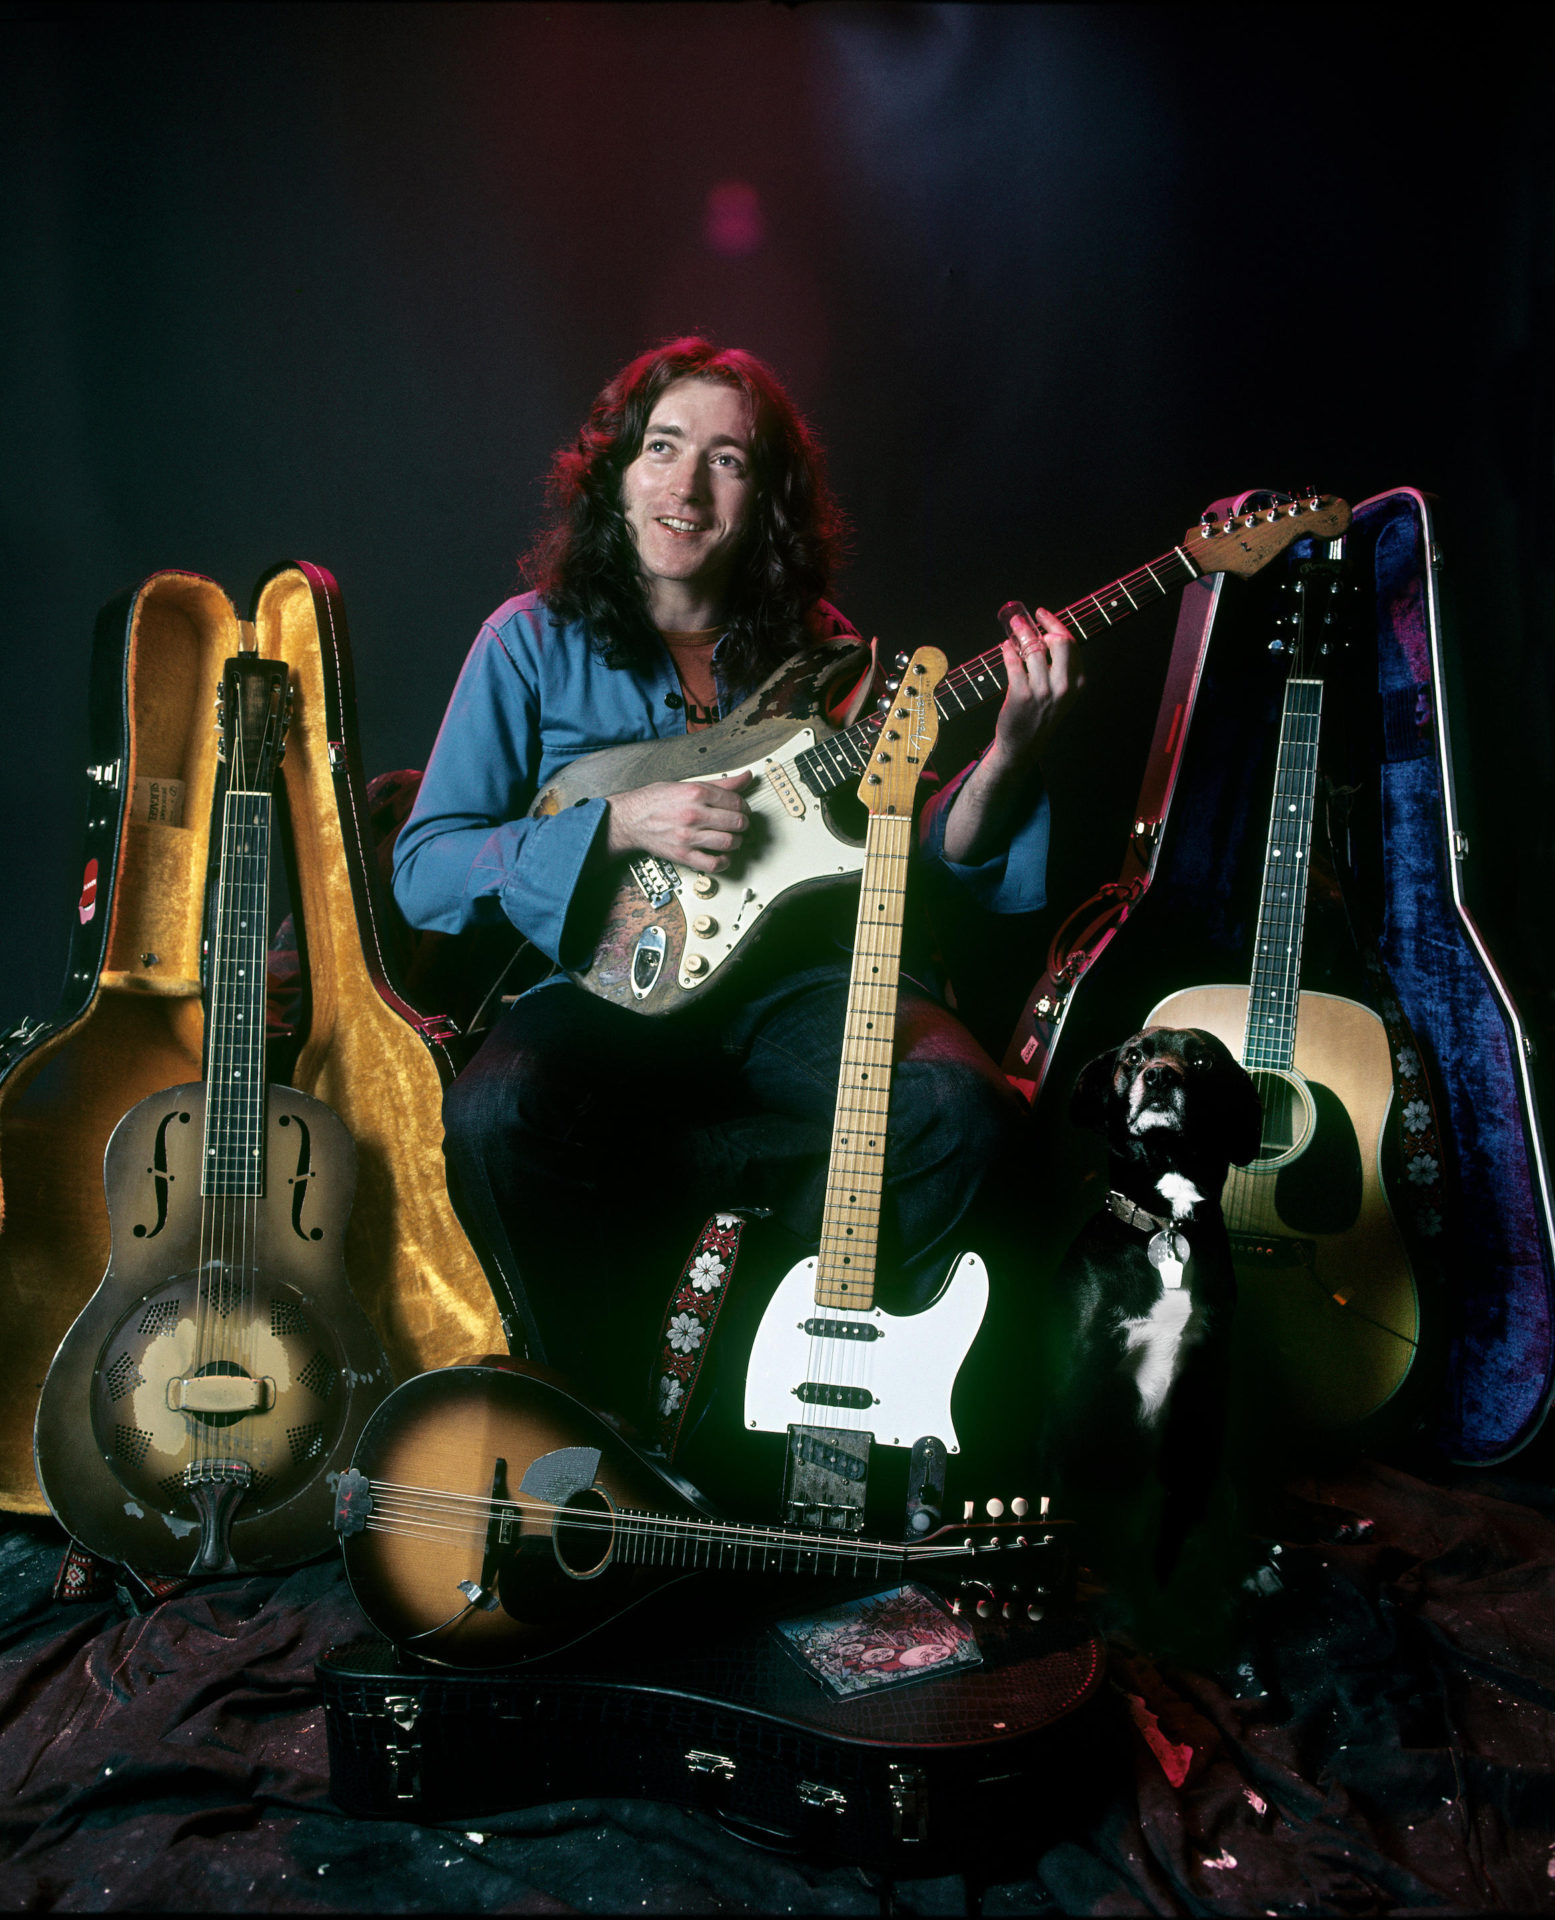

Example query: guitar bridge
[1229,1231,1317,1270]
[783,1425,871,1533]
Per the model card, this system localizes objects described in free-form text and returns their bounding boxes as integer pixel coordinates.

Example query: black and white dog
[1044,1026,1263,1588]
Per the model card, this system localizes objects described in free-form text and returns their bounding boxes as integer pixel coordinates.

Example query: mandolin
[334,1361,1066,1670]
[33,654,392,1576]
[539,494,1351,1015]
[1144,541,1420,1427]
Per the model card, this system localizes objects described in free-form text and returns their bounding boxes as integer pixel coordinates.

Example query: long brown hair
[523,337,848,690]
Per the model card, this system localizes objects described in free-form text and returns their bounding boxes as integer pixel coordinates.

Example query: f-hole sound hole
[551,1487,614,1579]
[1248,1069,1316,1170]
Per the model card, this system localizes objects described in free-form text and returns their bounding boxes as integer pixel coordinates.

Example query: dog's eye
[1122,1048,1140,1067]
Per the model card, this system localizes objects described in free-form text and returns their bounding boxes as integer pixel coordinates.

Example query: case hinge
[684,1749,737,1781]
[796,1779,848,1814]
[86,760,121,789]
[327,740,348,773]
[416,1013,462,1046]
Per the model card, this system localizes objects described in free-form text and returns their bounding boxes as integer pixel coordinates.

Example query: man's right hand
[604,770,753,873]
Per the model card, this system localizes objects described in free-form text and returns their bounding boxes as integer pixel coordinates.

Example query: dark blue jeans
[442,963,1029,1421]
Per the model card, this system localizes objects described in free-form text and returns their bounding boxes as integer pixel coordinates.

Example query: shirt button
[664,692,684,710]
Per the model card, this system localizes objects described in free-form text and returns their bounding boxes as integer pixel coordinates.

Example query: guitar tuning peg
[877,694,893,713]
[1268,639,1287,654]
[893,651,911,672]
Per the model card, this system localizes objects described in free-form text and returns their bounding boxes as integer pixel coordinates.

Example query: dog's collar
[1106,1190,1170,1234]
[1106,1190,1190,1289]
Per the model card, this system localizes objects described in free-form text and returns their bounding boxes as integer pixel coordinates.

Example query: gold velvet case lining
[0,566,501,1515]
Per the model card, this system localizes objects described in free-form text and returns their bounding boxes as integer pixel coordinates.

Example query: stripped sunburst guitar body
[540,494,1351,1015]
[33,656,392,1575]
[1145,540,1420,1428]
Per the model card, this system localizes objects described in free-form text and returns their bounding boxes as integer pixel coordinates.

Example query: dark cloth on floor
[2,1458,1553,1913]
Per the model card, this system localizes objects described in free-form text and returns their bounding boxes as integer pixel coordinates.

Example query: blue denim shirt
[391,592,1050,968]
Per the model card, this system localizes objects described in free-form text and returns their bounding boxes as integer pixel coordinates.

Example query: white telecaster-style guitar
[737,647,988,1532]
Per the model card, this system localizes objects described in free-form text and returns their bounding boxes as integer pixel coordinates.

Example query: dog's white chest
[1118,1290,1195,1427]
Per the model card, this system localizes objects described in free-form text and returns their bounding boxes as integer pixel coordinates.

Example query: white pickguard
[674,729,866,990]
[742,1251,989,1453]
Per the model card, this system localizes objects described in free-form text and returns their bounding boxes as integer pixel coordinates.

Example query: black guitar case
[1001,489,1554,1465]
[318,1597,1110,1877]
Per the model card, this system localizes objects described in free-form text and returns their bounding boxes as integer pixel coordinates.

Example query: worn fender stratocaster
[33,656,392,1575]
[1145,541,1420,1428]
[539,494,1351,1015]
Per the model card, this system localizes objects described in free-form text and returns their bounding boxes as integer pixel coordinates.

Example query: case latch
[888,1763,928,1842]
[684,1749,737,1781]
[382,1692,423,1802]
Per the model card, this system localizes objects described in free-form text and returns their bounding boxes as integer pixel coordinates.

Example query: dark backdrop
[3,1,1552,1062]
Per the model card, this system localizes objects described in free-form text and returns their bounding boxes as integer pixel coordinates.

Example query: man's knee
[892,1057,1024,1177]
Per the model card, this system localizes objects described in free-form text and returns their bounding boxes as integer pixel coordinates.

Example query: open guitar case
[0,564,504,1527]
[1001,488,1555,1467]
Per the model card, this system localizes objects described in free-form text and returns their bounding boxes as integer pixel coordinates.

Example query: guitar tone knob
[692,874,717,898]
[692,914,717,937]
[684,954,707,976]
[976,1598,993,1619]
[1026,1603,1044,1623]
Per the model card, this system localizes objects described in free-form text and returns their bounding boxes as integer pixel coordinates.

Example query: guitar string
[356,1479,980,1561]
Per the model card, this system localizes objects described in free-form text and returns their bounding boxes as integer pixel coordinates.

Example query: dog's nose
[1142,1062,1182,1091]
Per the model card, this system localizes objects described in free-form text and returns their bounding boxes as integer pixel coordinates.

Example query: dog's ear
[1070,1049,1119,1135]
[1194,1032,1264,1166]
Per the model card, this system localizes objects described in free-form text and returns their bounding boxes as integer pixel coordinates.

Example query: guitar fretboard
[790,545,1200,803]
[610,1506,915,1577]
[202,789,272,1195]
[814,811,915,1312]
[1243,678,1323,1073]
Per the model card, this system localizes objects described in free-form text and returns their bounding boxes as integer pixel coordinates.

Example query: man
[392,337,1075,1418]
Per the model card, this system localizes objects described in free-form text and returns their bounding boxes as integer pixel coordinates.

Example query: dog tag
[1147,1229,1189,1290]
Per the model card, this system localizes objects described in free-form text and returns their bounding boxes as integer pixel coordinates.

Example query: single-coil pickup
[802,1317,880,1342]
[792,1382,876,1409]
[763,759,806,818]
[629,856,680,909]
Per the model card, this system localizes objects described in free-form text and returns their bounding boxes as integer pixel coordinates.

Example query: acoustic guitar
[33,654,392,1575]
[1144,542,1421,1427]
[537,494,1351,1015]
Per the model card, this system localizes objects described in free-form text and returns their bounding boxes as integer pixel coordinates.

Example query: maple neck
[790,544,1201,804]
[202,787,273,1195]
[1242,676,1323,1073]
[813,810,916,1313]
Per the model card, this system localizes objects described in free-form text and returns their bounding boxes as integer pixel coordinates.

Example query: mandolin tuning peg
[985,1497,1004,1518]
[1011,1497,1029,1518]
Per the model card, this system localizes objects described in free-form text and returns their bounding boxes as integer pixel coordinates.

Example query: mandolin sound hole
[1247,1069,1316,1171]
[551,1488,615,1579]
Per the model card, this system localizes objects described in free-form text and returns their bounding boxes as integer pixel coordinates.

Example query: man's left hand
[993,604,1079,766]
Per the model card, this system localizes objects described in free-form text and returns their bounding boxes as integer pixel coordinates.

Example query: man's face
[619,377,755,615]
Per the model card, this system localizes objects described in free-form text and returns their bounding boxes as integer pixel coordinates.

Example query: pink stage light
[703,181,765,258]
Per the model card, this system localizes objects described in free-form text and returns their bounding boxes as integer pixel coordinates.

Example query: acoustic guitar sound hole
[552,1488,615,1579]
[1247,1069,1316,1170]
